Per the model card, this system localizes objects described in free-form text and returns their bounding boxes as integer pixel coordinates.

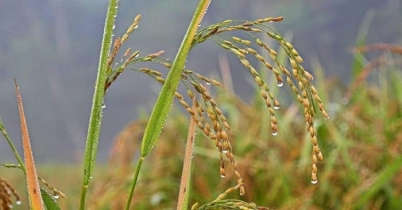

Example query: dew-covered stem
[79,0,119,209]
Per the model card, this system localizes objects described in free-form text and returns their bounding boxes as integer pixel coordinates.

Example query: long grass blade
[140,0,211,157]
[125,1,211,208]
[79,0,119,209]
[14,79,44,210]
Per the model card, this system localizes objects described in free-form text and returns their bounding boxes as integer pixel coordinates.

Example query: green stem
[0,120,26,174]
[124,157,145,210]
[79,0,118,209]
[125,0,211,208]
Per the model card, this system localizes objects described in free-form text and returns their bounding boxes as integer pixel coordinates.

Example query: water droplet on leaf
[311,179,318,184]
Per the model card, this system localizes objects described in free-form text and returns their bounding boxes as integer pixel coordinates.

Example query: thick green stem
[79,0,118,209]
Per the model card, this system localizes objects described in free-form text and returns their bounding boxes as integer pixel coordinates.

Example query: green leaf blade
[140,0,211,157]
[41,189,61,210]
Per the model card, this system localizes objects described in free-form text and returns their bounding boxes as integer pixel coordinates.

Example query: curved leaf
[41,189,61,210]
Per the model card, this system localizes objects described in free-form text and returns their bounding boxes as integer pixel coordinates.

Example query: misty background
[0,0,401,163]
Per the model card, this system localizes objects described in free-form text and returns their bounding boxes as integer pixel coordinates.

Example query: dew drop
[220,174,225,178]
[89,176,93,180]
[272,132,278,136]
[205,82,211,85]
[277,82,283,87]
[311,179,318,184]
[222,149,229,154]
[150,192,164,205]
[324,116,330,120]
[341,98,349,105]
[273,105,280,110]
[101,103,106,109]
[112,25,115,30]
[134,25,139,29]
[53,194,60,199]
[239,187,245,196]
[16,201,22,205]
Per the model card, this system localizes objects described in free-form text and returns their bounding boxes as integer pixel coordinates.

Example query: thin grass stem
[0,120,26,174]
[124,156,144,210]
[177,97,197,210]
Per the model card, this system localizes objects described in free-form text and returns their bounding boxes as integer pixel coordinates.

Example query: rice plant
[0,0,330,209]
